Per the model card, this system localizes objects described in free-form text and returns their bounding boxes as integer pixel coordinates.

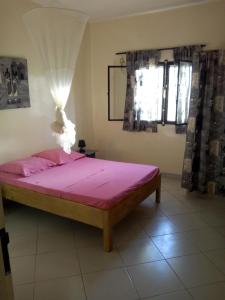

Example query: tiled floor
[4,175,225,300]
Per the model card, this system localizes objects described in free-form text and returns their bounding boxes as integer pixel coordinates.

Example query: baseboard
[161,172,181,180]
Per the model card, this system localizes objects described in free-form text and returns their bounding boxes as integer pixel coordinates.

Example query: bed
[0,155,161,251]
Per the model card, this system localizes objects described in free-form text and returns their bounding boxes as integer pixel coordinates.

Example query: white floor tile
[37,231,76,253]
[196,210,225,226]
[131,197,165,218]
[9,235,37,258]
[128,260,184,298]
[168,253,225,288]
[114,221,149,244]
[78,246,124,273]
[83,268,139,300]
[117,238,163,265]
[14,283,34,300]
[152,234,200,258]
[140,217,177,237]
[5,177,225,300]
[204,249,225,274]
[34,276,85,300]
[38,212,74,234]
[168,213,208,232]
[6,218,38,239]
[189,282,225,300]
[213,225,225,237]
[74,224,102,249]
[11,255,36,285]
[159,192,196,216]
[35,250,80,281]
[172,228,225,251]
[144,290,192,300]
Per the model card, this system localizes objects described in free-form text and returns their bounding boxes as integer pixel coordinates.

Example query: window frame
[107,60,192,124]
[157,59,192,126]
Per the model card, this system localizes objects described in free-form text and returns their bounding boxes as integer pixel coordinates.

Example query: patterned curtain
[182,50,225,194]
[123,50,160,132]
[173,46,202,134]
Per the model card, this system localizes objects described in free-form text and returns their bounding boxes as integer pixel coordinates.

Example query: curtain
[23,8,88,153]
[123,50,160,132]
[182,50,225,194]
[173,46,202,133]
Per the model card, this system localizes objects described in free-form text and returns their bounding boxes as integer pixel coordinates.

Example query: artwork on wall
[0,57,30,110]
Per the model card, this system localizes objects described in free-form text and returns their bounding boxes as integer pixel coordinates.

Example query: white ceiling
[31,0,213,20]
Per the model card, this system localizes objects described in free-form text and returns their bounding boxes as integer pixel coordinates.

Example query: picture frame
[0,57,30,110]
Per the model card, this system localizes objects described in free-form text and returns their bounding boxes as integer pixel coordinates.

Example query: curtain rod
[116,44,206,55]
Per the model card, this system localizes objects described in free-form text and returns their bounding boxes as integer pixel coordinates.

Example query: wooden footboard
[1,173,161,252]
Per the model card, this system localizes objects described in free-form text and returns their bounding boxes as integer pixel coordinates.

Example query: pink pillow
[70,151,86,161]
[0,157,56,177]
[33,148,85,165]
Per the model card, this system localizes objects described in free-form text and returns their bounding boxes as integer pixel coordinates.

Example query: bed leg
[103,212,112,252]
[156,175,161,203]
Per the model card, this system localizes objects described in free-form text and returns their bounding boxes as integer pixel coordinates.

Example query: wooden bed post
[156,174,161,203]
[103,211,112,252]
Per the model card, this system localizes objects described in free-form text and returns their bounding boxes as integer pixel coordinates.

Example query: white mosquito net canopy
[23,8,88,153]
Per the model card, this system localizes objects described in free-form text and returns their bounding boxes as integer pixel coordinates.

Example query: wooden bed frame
[0,173,161,252]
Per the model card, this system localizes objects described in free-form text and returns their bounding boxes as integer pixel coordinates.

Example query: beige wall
[0,0,91,163]
[73,24,95,148]
[1,0,225,175]
[89,0,225,174]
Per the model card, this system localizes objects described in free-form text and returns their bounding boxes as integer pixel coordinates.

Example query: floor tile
[168,213,208,232]
[114,221,149,244]
[9,235,37,258]
[14,283,34,300]
[83,268,139,300]
[158,192,195,216]
[34,276,85,300]
[175,228,225,251]
[5,205,39,233]
[78,246,124,273]
[213,226,225,237]
[117,238,163,265]
[144,290,192,300]
[168,253,225,288]
[141,217,177,237]
[6,217,38,239]
[74,224,103,249]
[196,210,225,226]
[130,197,165,218]
[11,255,36,285]
[38,212,74,234]
[152,234,200,258]
[5,177,225,300]
[128,260,184,298]
[189,282,225,300]
[37,230,76,253]
[204,249,225,274]
[35,250,80,281]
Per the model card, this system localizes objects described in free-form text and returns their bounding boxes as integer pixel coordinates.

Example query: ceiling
[31,0,214,20]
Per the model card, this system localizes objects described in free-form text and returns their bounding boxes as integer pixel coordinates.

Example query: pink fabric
[0,158,159,209]
[0,157,56,177]
[70,151,86,161]
[33,148,85,165]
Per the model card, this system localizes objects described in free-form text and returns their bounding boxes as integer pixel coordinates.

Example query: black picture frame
[0,57,30,110]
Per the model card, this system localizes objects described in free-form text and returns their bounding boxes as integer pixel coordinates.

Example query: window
[134,60,192,125]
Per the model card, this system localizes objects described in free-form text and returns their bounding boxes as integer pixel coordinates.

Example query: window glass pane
[167,64,178,122]
[176,62,192,124]
[135,65,163,122]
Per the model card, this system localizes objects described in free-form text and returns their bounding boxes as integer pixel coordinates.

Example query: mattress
[0,157,159,209]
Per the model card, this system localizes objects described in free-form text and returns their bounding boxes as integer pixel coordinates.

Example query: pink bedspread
[0,157,159,209]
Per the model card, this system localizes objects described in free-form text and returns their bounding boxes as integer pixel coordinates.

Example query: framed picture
[0,57,30,110]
